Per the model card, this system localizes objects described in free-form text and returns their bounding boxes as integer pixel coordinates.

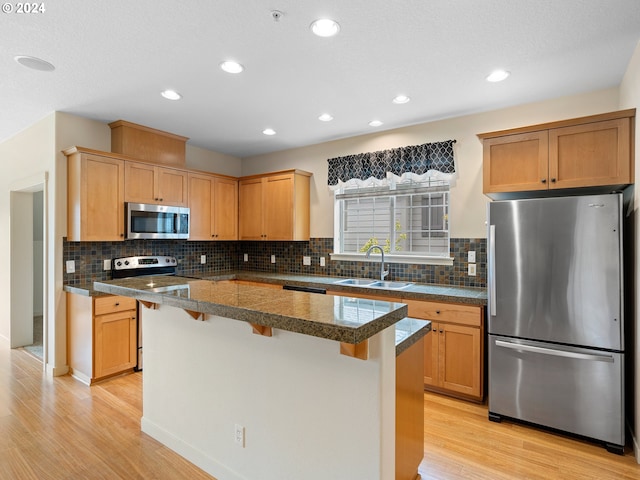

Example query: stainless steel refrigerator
[487,193,625,454]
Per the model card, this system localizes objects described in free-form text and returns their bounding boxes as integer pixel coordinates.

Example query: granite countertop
[64,271,486,306]
[92,276,408,345]
[214,272,487,305]
[395,318,431,356]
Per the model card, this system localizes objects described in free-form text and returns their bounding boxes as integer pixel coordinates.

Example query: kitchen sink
[333,278,413,290]
[368,281,413,290]
[333,278,376,286]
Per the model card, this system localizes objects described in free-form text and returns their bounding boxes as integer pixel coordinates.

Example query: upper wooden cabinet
[239,170,312,241]
[479,109,635,196]
[188,172,238,240]
[124,161,188,206]
[65,147,125,241]
[109,120,188,167]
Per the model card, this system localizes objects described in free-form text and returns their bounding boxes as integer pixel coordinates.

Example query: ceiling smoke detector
[14,55,55,72]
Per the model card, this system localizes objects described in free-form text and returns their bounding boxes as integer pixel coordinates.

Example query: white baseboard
[46,363,69,378]
[67,368,90,385]
[141,417,246,480]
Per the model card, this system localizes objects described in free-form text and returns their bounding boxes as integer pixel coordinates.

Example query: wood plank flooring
[2,344,639,479]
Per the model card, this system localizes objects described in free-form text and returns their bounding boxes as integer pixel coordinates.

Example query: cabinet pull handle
[541,178,547,183]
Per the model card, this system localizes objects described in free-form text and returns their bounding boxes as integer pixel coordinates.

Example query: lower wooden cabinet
[406,299,484,401]
[68,293,137,384]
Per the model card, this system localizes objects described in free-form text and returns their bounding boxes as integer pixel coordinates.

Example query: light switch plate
[271,255,276,264]
[200,255,206,264]
[468,264,476,276]
[103,259,111,271]
[243,253,248,262]
[467,251,476,263]
[66,260,75,274]
[303,256,311,266]
[320,257,326,267]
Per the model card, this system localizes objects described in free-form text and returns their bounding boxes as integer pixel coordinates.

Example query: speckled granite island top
[93,276,408,345]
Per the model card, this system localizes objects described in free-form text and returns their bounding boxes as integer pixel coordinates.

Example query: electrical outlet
[66,260,75,273]
[468,264,477,276]
[467,251,476,263]
[103,259,111,271]
[303,256,311,266]
[200,255,206,264]
[271,255,276,264]
[244,253,248,262]
[234,424,245,447]
[320,257,326,267]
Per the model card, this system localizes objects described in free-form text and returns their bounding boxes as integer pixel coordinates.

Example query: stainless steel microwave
[126,203,190,239]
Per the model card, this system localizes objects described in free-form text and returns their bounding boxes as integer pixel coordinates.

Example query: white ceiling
[3,0,640,158]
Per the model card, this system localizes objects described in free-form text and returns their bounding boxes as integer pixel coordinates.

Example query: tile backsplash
[63,237,486,288]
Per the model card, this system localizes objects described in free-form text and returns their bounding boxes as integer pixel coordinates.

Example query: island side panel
[140,304,396,480]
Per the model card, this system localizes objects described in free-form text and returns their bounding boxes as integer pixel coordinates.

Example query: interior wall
[0,114,55,348]
[186,144,242,177]
[241,87,620,240]
[619,39,640,462]
[11,191,34,347]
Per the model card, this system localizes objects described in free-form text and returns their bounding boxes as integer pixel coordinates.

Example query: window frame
[331,181,454,266]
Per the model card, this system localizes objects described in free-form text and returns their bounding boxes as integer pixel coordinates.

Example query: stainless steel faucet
[365,245,389,281]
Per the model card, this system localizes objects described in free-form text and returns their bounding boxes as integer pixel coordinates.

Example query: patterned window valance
[327,139,456,190]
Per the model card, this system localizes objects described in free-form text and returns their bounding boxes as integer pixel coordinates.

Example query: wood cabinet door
[94,309,137,379]
[80,154,124,241]
[157,167,188,206]
[549,117,632,189]
[482,131,549,194]
[239,178,264,240]
[124,161,156,204]
[423,322,439,387]
[188,173,214,240]
[264,174,293,240]
[438,323,481,398]
[213,177,238,240]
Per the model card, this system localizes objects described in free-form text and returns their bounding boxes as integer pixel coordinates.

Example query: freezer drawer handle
[495,340,615,363]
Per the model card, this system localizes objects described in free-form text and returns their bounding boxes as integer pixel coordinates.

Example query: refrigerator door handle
[495,340,615,363]
[489,224,496,316]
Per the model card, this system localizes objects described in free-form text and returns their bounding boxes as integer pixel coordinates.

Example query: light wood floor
[2,345,639,480]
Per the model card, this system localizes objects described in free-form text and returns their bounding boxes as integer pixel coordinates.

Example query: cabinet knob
[115,302,120,306]
[160,198,163,201]
[541,178,547,184]
[120,233,124,237]
[435,310,440,314]
[551,178,556,183]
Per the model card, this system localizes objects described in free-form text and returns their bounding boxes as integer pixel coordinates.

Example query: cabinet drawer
[94,295,137,316]
[405,299,481,327]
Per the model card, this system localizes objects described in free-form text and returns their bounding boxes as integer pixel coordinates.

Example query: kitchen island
[93,276,426,480]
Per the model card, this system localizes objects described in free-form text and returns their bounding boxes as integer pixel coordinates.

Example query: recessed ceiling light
[14,55,55,72]
[263,128,276,136]
[220,61,244,74]
[392,95,410,104]
[161,89,182,100]
[486,69,510,82]
[310,18,340,37]
[318,113,334,122]
[368,120,383,127]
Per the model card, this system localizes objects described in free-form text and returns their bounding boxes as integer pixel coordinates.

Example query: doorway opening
[10,175,47,367]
